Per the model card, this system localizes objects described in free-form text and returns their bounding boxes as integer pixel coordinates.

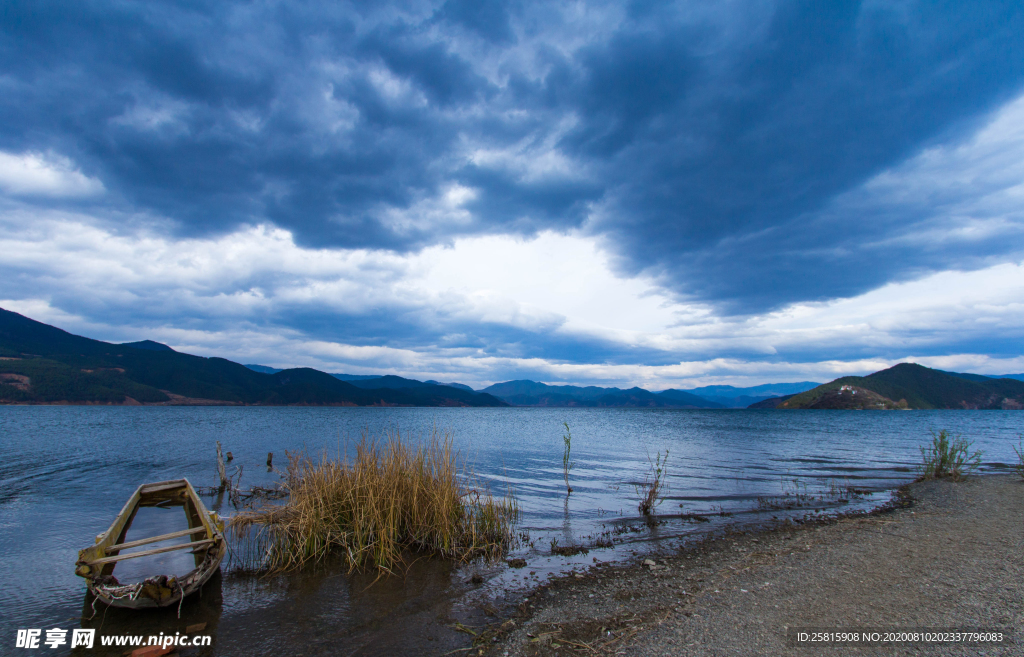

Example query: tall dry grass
[229,428,518,573]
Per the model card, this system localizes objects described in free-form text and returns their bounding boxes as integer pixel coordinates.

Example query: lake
[1,407,1020,655]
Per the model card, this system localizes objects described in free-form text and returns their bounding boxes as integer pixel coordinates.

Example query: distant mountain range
[0,308,507,407]
[408,367,1022,410]
[241,370,732,408]
[4,307,1018,410]
[244,365,477,392]
[474,380,834,408]
[759,363,1024,410]
[680,382,822,408]
[236,370,824,408]
[478,380,722,408]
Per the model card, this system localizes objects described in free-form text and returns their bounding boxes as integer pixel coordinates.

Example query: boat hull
[75,479,226,610]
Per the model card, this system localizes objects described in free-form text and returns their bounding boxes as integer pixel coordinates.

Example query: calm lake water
[1,407,1021,655]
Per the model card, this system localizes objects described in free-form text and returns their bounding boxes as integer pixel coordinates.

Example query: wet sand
[479,475,1022,656]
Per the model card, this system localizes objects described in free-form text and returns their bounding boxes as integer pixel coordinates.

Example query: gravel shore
[482,475,1022,656]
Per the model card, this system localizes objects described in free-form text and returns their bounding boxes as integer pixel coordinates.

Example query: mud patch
[523,615,654,655]
[0,373,30,390]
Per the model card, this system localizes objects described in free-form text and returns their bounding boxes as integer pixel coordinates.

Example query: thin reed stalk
[229,428,518,573]
[1013,436,1024,482]
[636,449,668,516]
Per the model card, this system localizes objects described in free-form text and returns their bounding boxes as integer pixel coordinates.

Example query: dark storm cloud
[564,1,1024,311]
[279,303,680,366]
[434,0,516,45]
[2,0,1023,313]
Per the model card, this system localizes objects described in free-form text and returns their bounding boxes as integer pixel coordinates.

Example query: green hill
[780,363,1024,410]
[122,340,175,352]
[0,308,507,407]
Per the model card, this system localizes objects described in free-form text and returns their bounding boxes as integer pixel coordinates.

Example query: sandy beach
[481,475,1022,656]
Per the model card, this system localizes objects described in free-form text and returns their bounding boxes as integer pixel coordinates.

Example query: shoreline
[470,474,1021,656]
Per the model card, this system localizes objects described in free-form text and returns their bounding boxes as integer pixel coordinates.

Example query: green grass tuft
[917,429,982,481]
[636,449,668,515]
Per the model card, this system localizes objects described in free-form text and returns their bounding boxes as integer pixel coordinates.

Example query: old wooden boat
[75,479,226,609]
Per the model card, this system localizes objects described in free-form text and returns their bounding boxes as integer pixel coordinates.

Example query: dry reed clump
[229,429,518,573]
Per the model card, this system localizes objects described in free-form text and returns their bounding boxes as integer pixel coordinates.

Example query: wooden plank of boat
[87,539,216,566]
[139,480,189,494]
[105,527,207,554]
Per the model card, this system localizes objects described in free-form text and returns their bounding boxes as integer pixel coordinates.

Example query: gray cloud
[2,0,1024,326]
[566,1,1024,311]
[3,202,1023,379]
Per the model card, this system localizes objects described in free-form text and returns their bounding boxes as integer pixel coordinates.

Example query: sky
[2,0,1024,389]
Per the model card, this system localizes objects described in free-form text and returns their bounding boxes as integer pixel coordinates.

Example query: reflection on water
[112,507,198,582]
[2,407,1022,655]
[79,573,222,656]
[75,554,482,656]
